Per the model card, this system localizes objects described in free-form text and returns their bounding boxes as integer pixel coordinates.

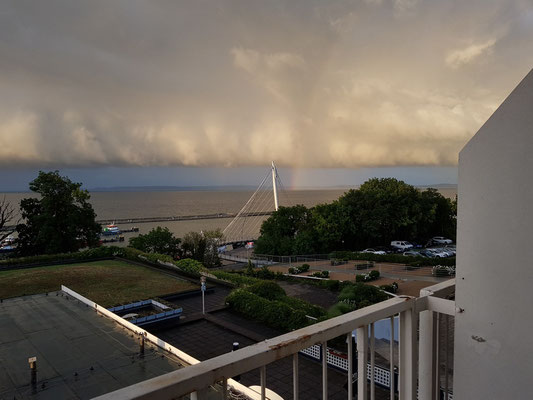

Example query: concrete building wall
[454,69,533,398]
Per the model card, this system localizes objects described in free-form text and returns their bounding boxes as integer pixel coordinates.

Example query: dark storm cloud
[1,0,532,168]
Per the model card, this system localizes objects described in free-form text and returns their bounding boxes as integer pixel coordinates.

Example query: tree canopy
[254,178,456,255]
[254,205,312,256]
[16,171,101,256]
[129,226,182,258]
[182,229,223,268]
[127,227,224,267]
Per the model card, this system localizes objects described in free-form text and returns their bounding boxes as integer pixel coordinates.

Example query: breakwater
[96,211,273,225]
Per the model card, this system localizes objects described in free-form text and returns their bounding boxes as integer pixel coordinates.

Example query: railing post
[370,323,375,400]
[222,378,228,400]
[322,342,328,400]
[260,365,266,400]
[357,326,368,400]
[419,309,437,400]
[390,316,395,398]
[434,313,441,400]
[293,353,299,400]
[347,333,353,400]
[444,314,450,400]
[399,306,418,400]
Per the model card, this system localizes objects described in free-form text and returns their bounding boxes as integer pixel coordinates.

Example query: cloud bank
[0,0,532,169]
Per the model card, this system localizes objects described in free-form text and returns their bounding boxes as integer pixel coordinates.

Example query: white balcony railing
[65,279,455,400]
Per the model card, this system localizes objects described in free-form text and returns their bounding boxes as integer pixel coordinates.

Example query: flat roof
[0,292,183,399]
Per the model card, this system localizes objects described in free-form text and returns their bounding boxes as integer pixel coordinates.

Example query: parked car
[390,241,413,251]
[361,248,387,255]
[431,236,453,245]
[425,248,450,258]
[403,250,424,257]
[419,249,437,258]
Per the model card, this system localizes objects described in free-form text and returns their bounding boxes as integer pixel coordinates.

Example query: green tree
[16,171,101,256]
[337,178,422,248]
[202,229,224,268]
[129,226,182,258]
[182,229,223,267]
[253,205,313,255]
[255,177,457,255]
[309,202,345,252]
[418,188,457,241]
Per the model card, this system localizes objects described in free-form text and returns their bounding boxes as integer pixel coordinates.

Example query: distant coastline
[84,183,457,193]
[1,183,457,194]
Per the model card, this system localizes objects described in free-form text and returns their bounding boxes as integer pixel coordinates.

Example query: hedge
[248,281,286,300]
[209,270,262,286]
[224,277,327,331]
[0,246,120,267]
[327,302,356,318]
[226,289,310,331]
[330,251,456,267]
[173,258,206,275]
[280,296,325,318]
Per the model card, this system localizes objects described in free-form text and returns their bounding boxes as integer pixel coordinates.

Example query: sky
[1,0,532,191]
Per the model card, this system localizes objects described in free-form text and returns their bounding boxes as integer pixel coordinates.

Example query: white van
[391,241,413,251]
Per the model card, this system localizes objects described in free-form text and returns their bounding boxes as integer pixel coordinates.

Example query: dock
[96,211,272,225]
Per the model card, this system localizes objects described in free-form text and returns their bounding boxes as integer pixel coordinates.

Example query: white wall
[454,69,533,399]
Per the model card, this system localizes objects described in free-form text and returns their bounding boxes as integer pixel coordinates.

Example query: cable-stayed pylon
[222,162,289,243]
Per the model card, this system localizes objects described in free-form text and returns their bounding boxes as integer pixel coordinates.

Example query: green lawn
[0,260,198,307]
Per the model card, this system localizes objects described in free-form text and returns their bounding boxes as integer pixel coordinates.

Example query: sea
[1,187,456,244]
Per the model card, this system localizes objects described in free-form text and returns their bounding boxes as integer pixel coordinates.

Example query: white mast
[271,161,279,211]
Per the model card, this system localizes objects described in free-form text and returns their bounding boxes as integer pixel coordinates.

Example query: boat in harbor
[102,224,121,236]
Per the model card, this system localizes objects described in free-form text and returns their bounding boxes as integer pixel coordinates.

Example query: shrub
[320,279,340,291]
[288,264,311,275]
[327,301,357,318]
[173,258,206,275]
[432,265,456,276]
[245,259,254,275]
[337,282,388,308]
[248,281,286,301]
[380,282,399,293]
[254,265,277,280]
[358,299,372,309]
[280,296,326,318]
[312,270,329,278]
[226,289,309,331]
[210,270,261,286]
[355,270,380,282]
[242,265,282,280]
[300,264,310,272]
[368,270,380,279]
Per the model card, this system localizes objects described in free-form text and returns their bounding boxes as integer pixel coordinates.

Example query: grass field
[0,260,198,307]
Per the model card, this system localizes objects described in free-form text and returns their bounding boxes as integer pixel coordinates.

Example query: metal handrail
[93,296,414,400]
